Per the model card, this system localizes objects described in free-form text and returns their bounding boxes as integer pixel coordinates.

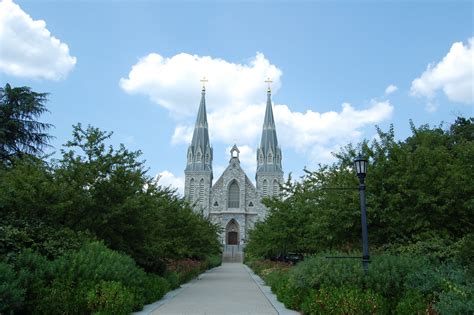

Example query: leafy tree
[247,117,474,259]
[0,84,52,164]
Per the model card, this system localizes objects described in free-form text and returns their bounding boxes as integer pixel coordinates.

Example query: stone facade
[184,87,283,245]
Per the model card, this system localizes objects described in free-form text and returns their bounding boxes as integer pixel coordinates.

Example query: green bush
[86,281,135,315]
[36,278,91,314]
[300,286,388,315]
[365,254,430,303]
[266,270,304,310]
[249,253,473,314]
[10,249,52,313]
[143,274,170,303]
[205,254,222,269]
[6,243,173,314]
[289,254,364,291]
[165,272,180,290]
[434,287,474,315]
[394,290,428,315]
[52,242,147,288]
[0,262,25,313]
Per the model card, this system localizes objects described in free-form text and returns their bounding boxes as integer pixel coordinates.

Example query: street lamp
[354,155,370,273]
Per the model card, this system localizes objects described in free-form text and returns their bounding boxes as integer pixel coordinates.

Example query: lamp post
[354,155,370,274]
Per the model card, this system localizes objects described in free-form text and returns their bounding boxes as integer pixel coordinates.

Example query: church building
[184,84,283,246]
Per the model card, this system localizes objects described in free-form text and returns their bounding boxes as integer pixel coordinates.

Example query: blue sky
[1,0,472,193]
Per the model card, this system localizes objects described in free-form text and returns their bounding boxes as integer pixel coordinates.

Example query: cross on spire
[265,77,273,92]
[200,77,208,90]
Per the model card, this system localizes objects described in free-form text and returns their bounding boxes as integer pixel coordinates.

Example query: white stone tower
[184,85,213,216]
[256,85,284,198]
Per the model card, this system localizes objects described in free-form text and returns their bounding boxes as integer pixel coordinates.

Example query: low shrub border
[246,253,473,315]
[0,242,222,314]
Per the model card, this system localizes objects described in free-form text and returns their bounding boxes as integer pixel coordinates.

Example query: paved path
[141,263,299,315]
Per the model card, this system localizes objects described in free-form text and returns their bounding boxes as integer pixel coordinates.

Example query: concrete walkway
[137,263,299,315]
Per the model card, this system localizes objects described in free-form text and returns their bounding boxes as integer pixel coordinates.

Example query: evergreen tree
[0,84,52,164]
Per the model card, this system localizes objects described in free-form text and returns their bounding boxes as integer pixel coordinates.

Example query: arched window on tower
[205,153,209,163]
[273,180,279,196]
[189,178,195,201]
[196,151,202,162]
[267,152,273,164]
[228,180,240,208]
[199,178,205,203]
[259,152,264,164]
[187,151,192,164]
[262,179,268,196]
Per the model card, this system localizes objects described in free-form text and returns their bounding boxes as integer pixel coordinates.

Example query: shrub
[434,287,474,315]
[365,254,430,303]
[165,272,180,290]
[395,290,428,315]
[9,243,169,314]
[289,254,364,291]
[143,274,170,304]
[0,262,25,313]
[10,249,52,313]
[167,259,204,284]
[35,278,91,314]
[266,270,304,310]
[300,286,388,315]
[86,281,135,315]
[52,241,147,289]
[205,254,222,269]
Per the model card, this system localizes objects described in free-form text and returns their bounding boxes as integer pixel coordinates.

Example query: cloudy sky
[1,0,472,194]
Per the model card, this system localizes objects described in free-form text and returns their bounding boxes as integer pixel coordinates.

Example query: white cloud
[411,38,474,108]
[0,0,76,80]
[120,52,282,116]
[276,101,393,152]
[155,171,184,195]
[385,84,398,95]
[122,52,394,166]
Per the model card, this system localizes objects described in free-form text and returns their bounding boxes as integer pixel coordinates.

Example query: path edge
[243,264,300,315]
[131,269,211,315]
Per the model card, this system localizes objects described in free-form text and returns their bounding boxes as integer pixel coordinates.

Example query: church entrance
[228,232,238,245]
[225,219,239,245]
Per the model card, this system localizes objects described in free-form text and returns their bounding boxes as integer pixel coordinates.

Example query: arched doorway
[225,219,239,245]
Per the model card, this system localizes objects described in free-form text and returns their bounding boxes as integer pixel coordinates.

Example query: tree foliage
[247,117,474,259]
[0,84,52,164]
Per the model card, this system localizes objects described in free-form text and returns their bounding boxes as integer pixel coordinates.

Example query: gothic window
[273,180,279,196]
[248,202,254,207]
[262,179,268,196]
[199,179,205,203]
[189,178,195,200]
[267,152,273,164]
[214,201,219,207]
[196,151,202,162]
[259,153,264,164]
[187,151,192,164]
[205,153,209,163]
[228,180,240,208]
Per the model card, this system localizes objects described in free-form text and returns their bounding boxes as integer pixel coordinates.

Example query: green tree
[0,84,52,164]
[246,117,474,259]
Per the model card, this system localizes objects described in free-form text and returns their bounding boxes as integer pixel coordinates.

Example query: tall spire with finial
[185,78,213,174]
[257,78,282,174]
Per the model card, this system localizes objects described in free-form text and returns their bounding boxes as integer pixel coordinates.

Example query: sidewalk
[135,263,299,315]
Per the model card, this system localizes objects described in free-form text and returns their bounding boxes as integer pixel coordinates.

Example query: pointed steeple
[185,86,213,174]
[257,86,282,174]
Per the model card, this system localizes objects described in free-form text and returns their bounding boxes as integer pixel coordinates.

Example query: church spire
[185,83,213,174]
[256,80,282,174]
